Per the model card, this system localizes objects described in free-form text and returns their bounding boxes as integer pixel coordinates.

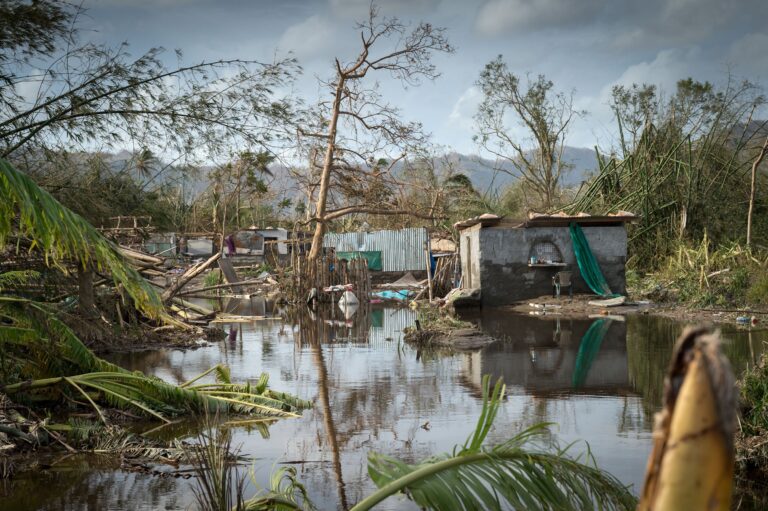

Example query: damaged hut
[323,227,428,284]
[456,212,637,306]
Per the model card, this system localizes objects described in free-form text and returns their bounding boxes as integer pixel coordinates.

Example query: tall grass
[567,79,767,271]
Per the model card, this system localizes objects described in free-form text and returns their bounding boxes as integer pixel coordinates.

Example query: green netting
[569,223,616,297]
[572,318,612,388]
[336,250,383,271]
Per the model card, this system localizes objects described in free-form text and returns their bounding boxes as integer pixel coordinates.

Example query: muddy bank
[500,293,768,329]
[404,326,497,350]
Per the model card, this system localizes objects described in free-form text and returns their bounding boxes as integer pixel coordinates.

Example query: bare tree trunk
[308,76,345,261]
[747,135,768,248]
[77,264,98,318]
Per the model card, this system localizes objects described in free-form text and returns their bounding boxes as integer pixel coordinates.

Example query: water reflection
[3,306,767,511]
[458,313,630,396]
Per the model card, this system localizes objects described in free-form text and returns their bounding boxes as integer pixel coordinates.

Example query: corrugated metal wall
[323,227,428,272]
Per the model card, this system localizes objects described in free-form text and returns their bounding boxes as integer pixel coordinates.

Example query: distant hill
[421,147,599,194]
[68,146,600,204]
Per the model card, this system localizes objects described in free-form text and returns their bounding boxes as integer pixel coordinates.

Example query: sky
[80,0,768,154]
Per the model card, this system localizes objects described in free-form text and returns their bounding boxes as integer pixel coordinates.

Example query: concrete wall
[474,225,626,305]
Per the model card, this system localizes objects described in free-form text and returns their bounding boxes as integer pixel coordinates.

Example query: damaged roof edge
[454,211,639,230]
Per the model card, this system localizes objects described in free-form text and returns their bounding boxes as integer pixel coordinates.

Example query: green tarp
[572,319,612,388]
[336,250,383,271]
[569,223,616,297]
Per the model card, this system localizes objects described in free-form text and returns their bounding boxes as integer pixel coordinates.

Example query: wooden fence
[276,239,371,303]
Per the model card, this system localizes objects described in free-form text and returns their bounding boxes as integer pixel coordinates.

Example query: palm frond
[354,375,636,511]
[0,298,309,422]
[0,270,40,291]
[243,466,316,511]
[0,159,162,318]
[215,364,232,384]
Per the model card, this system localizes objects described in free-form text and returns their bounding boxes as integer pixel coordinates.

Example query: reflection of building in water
[219,296,277,316]
[460,313,631,396]
[368,307,417,347]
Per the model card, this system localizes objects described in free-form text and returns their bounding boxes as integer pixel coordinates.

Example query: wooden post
[424,242,433,303]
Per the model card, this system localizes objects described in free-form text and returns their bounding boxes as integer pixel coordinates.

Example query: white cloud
[448,86,481,130]
[570,47,709,149]
[278,15,337,60]
[612,47,701,91]
[474,0,603,36]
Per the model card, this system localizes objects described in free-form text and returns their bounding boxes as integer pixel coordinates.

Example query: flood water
[1,302,765,510]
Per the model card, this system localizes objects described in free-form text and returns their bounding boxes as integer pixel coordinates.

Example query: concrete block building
[456,213,636,306]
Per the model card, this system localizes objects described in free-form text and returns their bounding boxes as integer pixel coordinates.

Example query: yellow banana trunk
[638,326,736,511]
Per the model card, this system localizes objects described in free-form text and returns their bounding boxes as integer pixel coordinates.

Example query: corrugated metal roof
[323,227,428,272]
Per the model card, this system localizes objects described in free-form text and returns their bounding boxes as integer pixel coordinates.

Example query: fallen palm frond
[352,376,636,511]
[241,467,315,511]
[0,270,40,291]
[0,297,309,424]
[0,159,162,318]
[638,326,736,511]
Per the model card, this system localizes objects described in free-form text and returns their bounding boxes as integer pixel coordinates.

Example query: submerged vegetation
[188,377,636,511]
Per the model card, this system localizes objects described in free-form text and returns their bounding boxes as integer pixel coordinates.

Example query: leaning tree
[300,5,453,261]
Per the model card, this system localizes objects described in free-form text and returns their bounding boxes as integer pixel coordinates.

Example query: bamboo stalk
[176,278,265,296]
[747,135,768,247]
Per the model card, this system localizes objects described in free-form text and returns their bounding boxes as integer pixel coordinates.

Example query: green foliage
[630,238,768,306]
[740,359,768,438]
[746,270,768,305]
[0,297,310,422]
[186,422,248,511]
[0,159,163,318]
[204,269,222,288]
[0,0,74,62]
[412,307,472,332]
[568,78,766,270]
[353,376,636,511]
[0,270,39,291]
[243,467,315,511]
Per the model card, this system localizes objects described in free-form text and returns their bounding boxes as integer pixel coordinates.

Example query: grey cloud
[474,0,604,35]
[278,14,339,59]
[328,0,442,19]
